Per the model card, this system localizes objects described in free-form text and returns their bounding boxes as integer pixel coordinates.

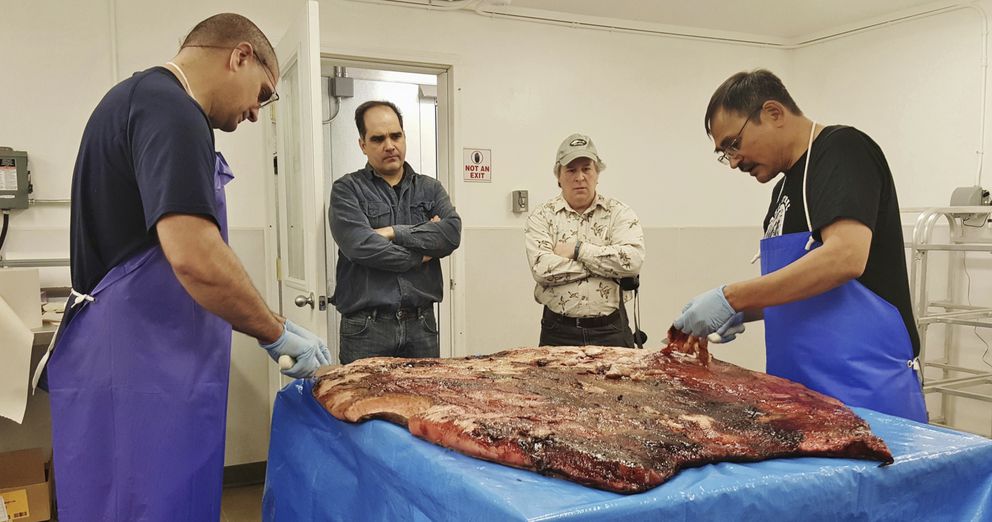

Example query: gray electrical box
[330,76,354,98]
[0,147,30,210]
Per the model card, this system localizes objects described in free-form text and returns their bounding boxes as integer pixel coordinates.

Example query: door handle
[294,292,315,309]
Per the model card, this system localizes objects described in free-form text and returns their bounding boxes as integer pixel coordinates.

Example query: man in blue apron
[43,14,330,521]
[673,69,927,423]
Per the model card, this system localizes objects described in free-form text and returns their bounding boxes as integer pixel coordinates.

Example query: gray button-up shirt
[329,162,461,314]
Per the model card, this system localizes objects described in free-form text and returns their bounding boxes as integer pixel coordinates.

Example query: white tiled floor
[221,484,263,522]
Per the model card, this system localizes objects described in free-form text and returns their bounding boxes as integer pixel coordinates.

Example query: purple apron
[48,153,235,521]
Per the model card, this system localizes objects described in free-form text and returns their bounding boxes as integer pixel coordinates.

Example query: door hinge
[449,278,456,290]
[275,257,283,281]
[272,154,278,175]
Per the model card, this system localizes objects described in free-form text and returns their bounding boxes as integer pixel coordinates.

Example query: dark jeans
[339,306,440,364]
[539,306,635,348]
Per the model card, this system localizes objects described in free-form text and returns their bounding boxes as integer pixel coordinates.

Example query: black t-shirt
[69,67,218,294]
[762,126,920,356]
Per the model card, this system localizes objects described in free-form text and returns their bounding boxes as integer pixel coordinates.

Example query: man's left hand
[553,239,577,259]
[710,312,745,343]
[374,226,395,240]
[674,285,737,337]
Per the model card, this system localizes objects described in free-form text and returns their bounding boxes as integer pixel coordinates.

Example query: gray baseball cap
[554,133,606,175]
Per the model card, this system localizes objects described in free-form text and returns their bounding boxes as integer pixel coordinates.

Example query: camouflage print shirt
[524,194,645,318]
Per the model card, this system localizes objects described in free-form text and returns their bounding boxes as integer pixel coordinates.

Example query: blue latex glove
[673,285,737,337]
[710,312,745,343]
[259,324,323,378]
[285,319,332,367]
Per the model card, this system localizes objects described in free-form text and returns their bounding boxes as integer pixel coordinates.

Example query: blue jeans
[339,307,440,364]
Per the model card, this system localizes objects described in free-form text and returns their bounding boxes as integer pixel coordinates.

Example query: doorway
[318,59,454,363]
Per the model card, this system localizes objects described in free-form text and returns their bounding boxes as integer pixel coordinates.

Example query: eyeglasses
[182,44,279,108]
[715,109,760,165]
[259,90,279,109]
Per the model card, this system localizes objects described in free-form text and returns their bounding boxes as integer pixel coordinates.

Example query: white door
[273,1,326,343]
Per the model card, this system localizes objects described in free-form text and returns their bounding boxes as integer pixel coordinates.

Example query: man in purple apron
[43,14,330,521]
[673,69,927,423]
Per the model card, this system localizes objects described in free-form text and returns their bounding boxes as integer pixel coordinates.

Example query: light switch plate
[512,190,528,213]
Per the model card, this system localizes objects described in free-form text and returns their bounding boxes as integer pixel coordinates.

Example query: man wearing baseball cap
[524,133,645,347]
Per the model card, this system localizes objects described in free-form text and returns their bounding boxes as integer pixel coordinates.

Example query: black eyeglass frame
[716,107,763,165]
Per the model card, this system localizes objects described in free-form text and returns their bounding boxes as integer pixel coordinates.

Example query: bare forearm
[173,245,282,343]
[743,309,764,322]
[724,244,858,312]
[158,215,282,344]
[725,219,870,312]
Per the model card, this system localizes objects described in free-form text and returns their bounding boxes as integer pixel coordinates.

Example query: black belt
[543,307,620,328]
[357,306,430,320]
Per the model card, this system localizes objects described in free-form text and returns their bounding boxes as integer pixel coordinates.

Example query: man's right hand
[284,319,331,366]
[259,322,327,378]
[553,239,577,259]
[374,226,396,240]
[674,285,736,337]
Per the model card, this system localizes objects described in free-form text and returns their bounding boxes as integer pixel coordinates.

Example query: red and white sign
[463,148,492,183]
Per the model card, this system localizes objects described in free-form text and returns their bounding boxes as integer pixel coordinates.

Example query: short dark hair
[704,69,802,135]
[181,13,278,79]
[355,101,404,139]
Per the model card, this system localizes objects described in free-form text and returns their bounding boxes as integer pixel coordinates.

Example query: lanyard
[751,120,818,263]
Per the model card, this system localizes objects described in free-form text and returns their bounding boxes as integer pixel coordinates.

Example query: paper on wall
[0,295,32,424]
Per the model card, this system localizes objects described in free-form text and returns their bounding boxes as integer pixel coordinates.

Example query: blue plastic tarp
[263,379,992,521]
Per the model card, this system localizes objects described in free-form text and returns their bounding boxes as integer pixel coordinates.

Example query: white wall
[318,2,783,228]
[791,7,985,207]
[3,0,992,455]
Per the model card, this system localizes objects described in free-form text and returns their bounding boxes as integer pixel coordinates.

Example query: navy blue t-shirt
[70,67,218,294]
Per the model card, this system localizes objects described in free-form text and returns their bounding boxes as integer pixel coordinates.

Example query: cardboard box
[0,448,52,522]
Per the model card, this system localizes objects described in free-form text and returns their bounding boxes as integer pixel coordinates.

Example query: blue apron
[759,125,926,423]
[48,153,235,521]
